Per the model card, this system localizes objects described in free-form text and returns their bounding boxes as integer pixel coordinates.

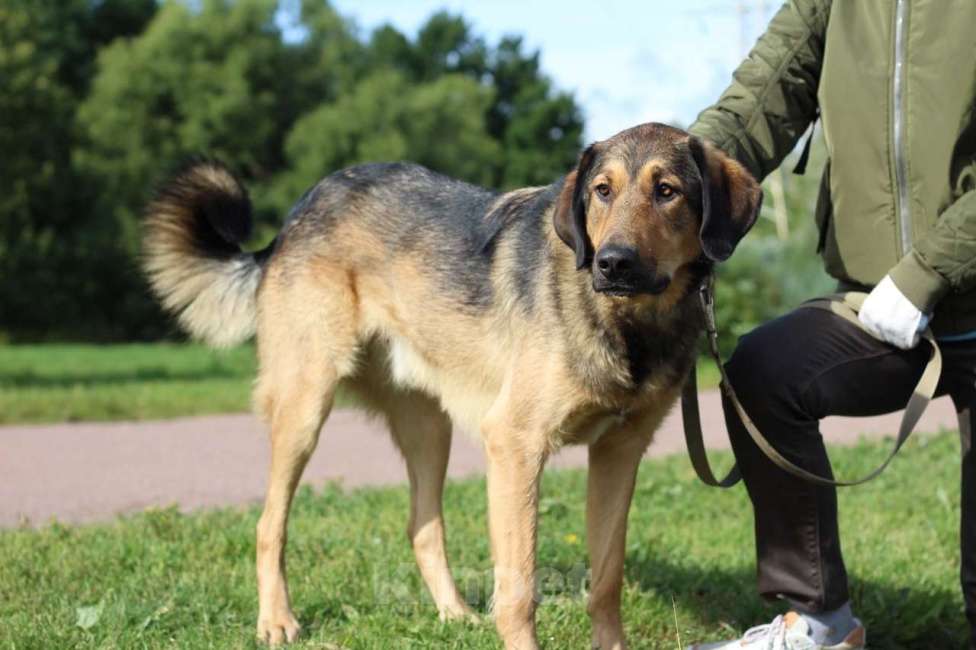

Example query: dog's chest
[557,368,682,447]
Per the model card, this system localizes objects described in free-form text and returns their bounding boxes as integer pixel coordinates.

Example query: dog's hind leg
[252,269,359,646]
[255,367,335,645]
[386,394,474,621]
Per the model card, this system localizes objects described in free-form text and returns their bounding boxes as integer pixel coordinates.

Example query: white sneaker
[691,612,866,649]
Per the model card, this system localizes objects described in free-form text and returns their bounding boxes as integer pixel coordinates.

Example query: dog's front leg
[586,426,654,650]
[483,420,548,650]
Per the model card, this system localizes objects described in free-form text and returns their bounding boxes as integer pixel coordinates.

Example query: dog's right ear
[554,144,597,270]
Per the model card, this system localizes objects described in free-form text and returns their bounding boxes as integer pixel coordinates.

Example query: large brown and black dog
[143,122,761,649]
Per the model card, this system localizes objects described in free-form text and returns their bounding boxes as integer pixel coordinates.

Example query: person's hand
[858,275,930,349]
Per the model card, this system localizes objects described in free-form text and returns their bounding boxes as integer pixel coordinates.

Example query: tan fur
[143,162,260,347]
[251,222,696,647]
[698,139,764,239]
[144,124,761,649]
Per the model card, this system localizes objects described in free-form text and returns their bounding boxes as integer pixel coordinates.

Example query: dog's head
[553,123,762,298]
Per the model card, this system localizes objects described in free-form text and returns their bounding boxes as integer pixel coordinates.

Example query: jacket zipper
[893,0,912,256]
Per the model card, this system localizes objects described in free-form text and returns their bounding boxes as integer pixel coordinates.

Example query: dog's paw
[438,601,481,624]
[590,629,627,650]
[257,611,301,645]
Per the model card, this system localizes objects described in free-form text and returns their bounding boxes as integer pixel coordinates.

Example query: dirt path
[0,390,961,527]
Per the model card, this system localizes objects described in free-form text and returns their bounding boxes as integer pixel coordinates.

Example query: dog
[143,122,761,649]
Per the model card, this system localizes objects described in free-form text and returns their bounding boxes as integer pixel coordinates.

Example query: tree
[272,71,501,205]
[488,37,583,187]
[362,13,584,189]
[0,0,158,340]
[2,1,585,340]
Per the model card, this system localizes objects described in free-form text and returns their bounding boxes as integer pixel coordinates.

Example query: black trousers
[723,306,976,644]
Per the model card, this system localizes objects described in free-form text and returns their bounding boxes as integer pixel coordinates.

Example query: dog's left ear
[688,136,763,262]
[554,144,597,269]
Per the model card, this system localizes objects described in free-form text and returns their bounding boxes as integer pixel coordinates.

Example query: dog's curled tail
[143,160,271,348]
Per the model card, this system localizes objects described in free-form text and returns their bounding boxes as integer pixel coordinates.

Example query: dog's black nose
[595,245,638,282]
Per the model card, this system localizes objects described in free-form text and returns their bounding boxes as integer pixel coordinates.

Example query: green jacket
[690,0,976,336]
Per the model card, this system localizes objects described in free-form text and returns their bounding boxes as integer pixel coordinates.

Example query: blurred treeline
[0,0,583,341]
[2,0,833,348]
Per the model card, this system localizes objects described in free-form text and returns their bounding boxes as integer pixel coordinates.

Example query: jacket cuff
[889,250,951,314]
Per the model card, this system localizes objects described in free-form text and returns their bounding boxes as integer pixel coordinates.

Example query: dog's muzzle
[592,245,670,296]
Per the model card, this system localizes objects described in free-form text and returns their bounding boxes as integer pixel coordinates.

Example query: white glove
[858,275,930,350]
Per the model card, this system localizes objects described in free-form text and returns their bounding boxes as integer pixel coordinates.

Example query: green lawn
[0,432,966,648]
[0,344,723,425]
[0,343,256,424]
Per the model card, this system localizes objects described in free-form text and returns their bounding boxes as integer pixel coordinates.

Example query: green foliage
[0,0,161,341]
[712,139,835,353]
[271,70,501,203]
[2,0,831,346]
[0,432,967,647]
[78,1,277,244]
[1,1,832,346]
[1,1,583,341]
[713,220,835,354]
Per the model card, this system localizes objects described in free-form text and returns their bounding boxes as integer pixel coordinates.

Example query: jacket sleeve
[689,0,830,181]
[889,191,976,313]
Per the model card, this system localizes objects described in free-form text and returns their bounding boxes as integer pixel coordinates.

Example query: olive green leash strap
[680,282,742,488]
[681,279,943,488]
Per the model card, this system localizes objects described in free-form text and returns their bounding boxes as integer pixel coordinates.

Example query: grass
[0,344,723,425]
[0,432,967,648]
[0,343,256,424]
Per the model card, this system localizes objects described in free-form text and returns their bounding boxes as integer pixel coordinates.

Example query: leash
[681,276,943,488]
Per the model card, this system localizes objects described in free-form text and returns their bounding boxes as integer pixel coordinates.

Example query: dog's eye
[595,183,611,198]
[656,183,676,199]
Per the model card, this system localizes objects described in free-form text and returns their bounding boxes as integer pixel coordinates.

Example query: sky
[328,0,778,141]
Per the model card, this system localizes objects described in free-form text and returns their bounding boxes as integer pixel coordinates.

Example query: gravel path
[0,390,961,527]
